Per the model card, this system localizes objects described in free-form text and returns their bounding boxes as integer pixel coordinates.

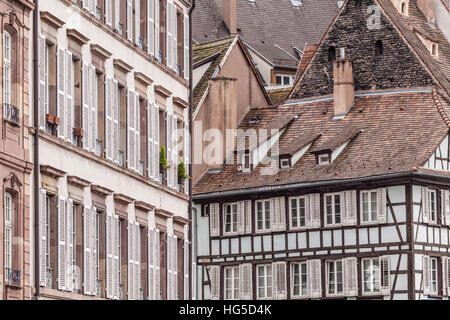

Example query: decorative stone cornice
[135,201,155,212]
[113,193,134,204]
[67,175,91,188]
[91,185,113,196]
[40,11,64,29]
[154,85,172,98]
[67,29,89,45]
[40,165,66,179]
[173,97,189,109]
[173,216,190,225]
[113,59,133,73]
[90,44,112,60]
[134,72,153,86]
[155,208,174,218]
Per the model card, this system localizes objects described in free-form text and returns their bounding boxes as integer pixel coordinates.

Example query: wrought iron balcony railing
[119,282,124,300]
[46,267,53,288]
[96,278,102,297]
[139,287,145,300]
[4,103,19,124]
[5,268,20,286]
[95,139,103,157]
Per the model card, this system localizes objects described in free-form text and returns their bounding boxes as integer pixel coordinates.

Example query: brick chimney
[224,0,237,35]
[418,0,436,25]
[333,58,355,117]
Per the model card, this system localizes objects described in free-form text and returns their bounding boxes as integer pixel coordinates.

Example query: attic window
[317,153,330,166]
[401,2,407,14]
[328,46,336,62]
[280,157,291,169]
[240,153,252,173]
[375,40,383,56]
[431,43,438,56]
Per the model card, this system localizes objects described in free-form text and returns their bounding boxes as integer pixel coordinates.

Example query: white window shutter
[38,34,47,131]
[184,240,189,300]
[380,255,391,296]
[304,195,311,229]
[377,188,387,223]
[127,90,136,171]
[278,197,286,231]
[307,259,322,298]
[113,215,120,299]
[309,194,321,228]
[57,197,67,291]
[210,265,220,300]
[155,229,161,299]
[153,104,160,180]
[273,261,287,300]
[148,228,156,299]
[344,257,358,297]
[39,189,47,287]
[135,0,141,44]
[422,187,430,223]
[128,222,135,299]
[147,0,155,55]
[66,199,74,292]
[66,51,74,143]
[183,108,189,194]
[89,65,98,153]
[155,0,160,59]
[114,0,121,31]
[166,112,172,187]
[105,77,113,161]
[147,101,155,179]
[134,223,141,299]
[237,201,245,234]
[239,263,253,299]
[442,257,448,297]
[443,190,450,226]
[244,200,252,234]
[91,207,98,296]
[446,258,450,296]
[113,80,120,163]
[172,114,178,188]
[172,235,178,300]
[83,205,92,295]
[423,255,431,295]
[166,0,172,68]
[57,47,66,140]
[105,0,113,26]
[135,93,141,172]
[82,63,90,151]
[127,0,133,41]
[166,234,173,299]
[172,2,177,71]
[183,14,189,79]
[344,191,357,226]
[106,213,113,298]
[210,203,220,237]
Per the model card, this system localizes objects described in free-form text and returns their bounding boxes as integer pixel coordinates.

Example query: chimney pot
[224,0,238,35]
[333,59,355,117]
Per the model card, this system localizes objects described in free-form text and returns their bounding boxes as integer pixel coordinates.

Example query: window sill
[4,118,20,127]
[5,283,22,290]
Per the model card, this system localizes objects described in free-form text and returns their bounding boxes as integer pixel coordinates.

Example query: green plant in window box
[159,145,169,173]
[177,159,190,185]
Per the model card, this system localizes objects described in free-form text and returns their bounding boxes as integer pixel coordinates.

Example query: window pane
[362,192,369,222]
[371,192,378,222]
[335,195,341,224]
[291,199,298,228]
[299,198,305,227]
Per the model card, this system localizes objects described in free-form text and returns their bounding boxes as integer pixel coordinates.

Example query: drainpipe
[188,0,195,300]
[32,0,40,299]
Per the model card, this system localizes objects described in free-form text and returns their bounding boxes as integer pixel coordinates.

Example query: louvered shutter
[114,0,121,30]
[155,0,160,60]
[272,262,287,300]
[135,0,141,45]
[106,212,113,298]
[82,1,89,12]
[446,258,450,296]
[210,265,220,300]
[271,198,279,231]
[127,0,133,41]
[147,0,155,55]
[184,240,189,300]
[172,114,178,188]
[57,47,66,140]
[380,256,391,296]
[244,200,252,234]
[442,257,449,297]
[183,108,189,194]
[423,255,431,295]
[38,34,47,130]
[113,215,120,299]
[113,80,120,163]
[82,63,90,151]
[134,223,141,299]
[304,195,311,229]
[166,234,172,299]
[155,229,161,299]
[210,203,220,237]
[83,205,92,295]
[377,188,387,223]
[127,90,136,171]
[166,113,172,187]
[105,0,113,26]
[192,261,197,300]
[135,93,141,172]
[239,263,253,299]
[442,190,450,226]
[308,259,322,298]
[344,257,358,297]
[90,65,98,153]
[310,194,321,228]
[105,77,113,161]
[66,199,74,292]
[148,101,155,179]
[128,222,135,299]
[237,202,245,234]
[148,228,156,299]
[66,51,74,143]
[422,187,430,223]
[344,190,357,226]
[172,2,177,72]
[57,197,67,291]
[153,104,160,180]
[173,235,178,300]
[183,14,189,79]
[166,0,172,68]
[39,189,47,286]
[91,207,98,296]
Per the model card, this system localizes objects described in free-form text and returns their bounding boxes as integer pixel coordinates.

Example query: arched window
[431,43,437,56]
[375,40,383,56]
[5,193,13,279]
[3,31,12,106]
[401,2,407,14]
[328,46,336,62]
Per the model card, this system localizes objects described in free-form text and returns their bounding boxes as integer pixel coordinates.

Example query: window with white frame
[362,258,380,294]
[256,200,271,232]
[291,262,308,298]
[361,190,378,224]
[280,158,290,169]
[325,193,342,226]
[317,153,330,166]
[241,153,251,172]
[430,257,438,295]
[326,260,343,296]
[275,74,294,86]
[224,203,238,234]
[4,31,12,108]
[224,266,240,300]
[257,264,273,299]
[428,189,437,223]
[45,195,51,271]
[290,197,306,229]
[4,193,13,278]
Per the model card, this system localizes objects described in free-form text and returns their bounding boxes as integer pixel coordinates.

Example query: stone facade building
[0,0,34,300]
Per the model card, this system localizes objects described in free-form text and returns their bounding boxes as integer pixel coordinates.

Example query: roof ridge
[432,88,450,128]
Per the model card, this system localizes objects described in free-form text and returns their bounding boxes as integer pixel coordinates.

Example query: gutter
[32,0,40,299]
[192,171,450,200]
[188,0,195,300]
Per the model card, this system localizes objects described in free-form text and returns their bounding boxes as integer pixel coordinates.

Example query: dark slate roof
[193,89,450,195]
[193,0,341,67]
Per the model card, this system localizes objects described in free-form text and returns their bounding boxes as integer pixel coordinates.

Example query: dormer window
[328,46,336,62]
[240,152,252,173]
[318,153,331,166]
[431,43,438,56]
[280,157,291,169]
[401,2,407,14]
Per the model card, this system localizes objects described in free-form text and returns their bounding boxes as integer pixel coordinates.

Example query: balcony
[5,268,20,286]
[3,103,19,125]
[46,267,53,288]
[95,278,102,297]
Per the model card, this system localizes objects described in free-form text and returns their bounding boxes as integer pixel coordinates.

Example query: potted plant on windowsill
[159,145,169,174]
[177,160,189,185]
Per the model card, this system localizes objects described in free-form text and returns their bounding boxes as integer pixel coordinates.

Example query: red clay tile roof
[310,127,362,153]
[267,87,292,105]
[293,43,319,88]
[193,0,340,67]
[279,132,322,156]
[193,89,450,195]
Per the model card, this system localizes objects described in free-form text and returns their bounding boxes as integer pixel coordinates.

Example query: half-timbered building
[32,0,192,300]
[192,0,450,300]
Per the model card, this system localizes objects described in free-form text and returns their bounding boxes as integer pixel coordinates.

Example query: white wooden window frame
[428,189,437,224]
[255,200,271,233]
[291,261,308,299]
[3,31,12,107]
[256,264,273,300]
[224,266,240,300]
[223,203,238,235]
[241,153,251,173]
[280,158,290,169]
[326,260,344,297]
[324,193,342,227]
[289,196,307,230]
[430,257,438,295]
[362,257,381,295]
[360,190,378,225]
[318,153,330,166]
[4,193,13,277]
